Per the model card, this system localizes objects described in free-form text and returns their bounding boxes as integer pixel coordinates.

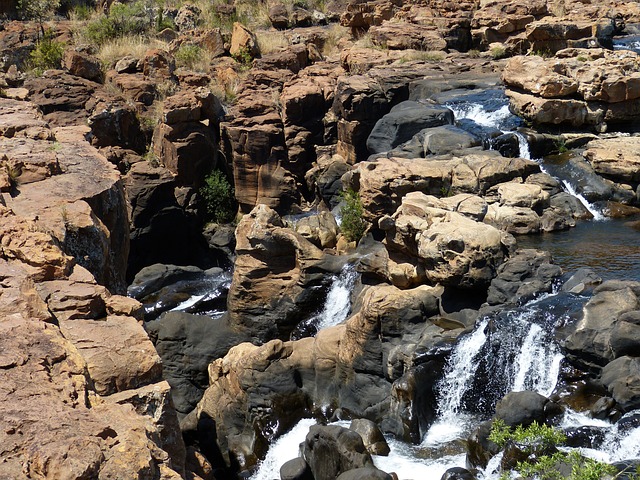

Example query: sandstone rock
[349,418,390,456]
[524,18,615,53]
[293,211,339,249]
[88,97,146,152]
[62,48,103,82]
[303,425,374,480]
[0,136,61,185]
[115,55,140,73]
[340,0,396,31]
[140,49,176,79]
[344,152,538,221]
[107,71,157,106]
[584,137,640,186]
[254,43,309,73]
[369,22,447,51]
[269,3,289,29]
[227,205,332,341]
[230,22,259,59]
[175,4,201,31]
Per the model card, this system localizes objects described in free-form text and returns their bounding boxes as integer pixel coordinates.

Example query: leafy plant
[340,189,367,242]
[489,420,567,450]
[83,1,152,45]
[554,137,569,154]
[490,45,508,59]
[175,44,203,69]
[232,46,253,68]
[200,170,236,223]
[29,32,64,73]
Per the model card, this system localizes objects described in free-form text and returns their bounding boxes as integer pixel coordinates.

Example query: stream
[247,86,640,479]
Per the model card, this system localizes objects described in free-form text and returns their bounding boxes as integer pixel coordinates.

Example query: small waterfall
[561,180,605,221]
[447,103,513,129]
[315,264,358,331]
[514,131,531,160]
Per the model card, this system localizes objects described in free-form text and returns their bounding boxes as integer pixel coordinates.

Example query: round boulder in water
[280,457,313,480]
[495,391,564,427]
[441,467,476,480]
[336,467,393,480]
[349,419,390,456]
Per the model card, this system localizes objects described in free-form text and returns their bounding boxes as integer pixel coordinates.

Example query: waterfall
[447,103,513,129]
[315,264,358,331]
[514,131,532,160]
[561,180,605,221]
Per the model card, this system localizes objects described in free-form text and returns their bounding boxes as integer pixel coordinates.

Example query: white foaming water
[511,323,563,397]
[561,180,605,221]
[374,444,466,480]
[250,418,316,480]
[514,131,532,160]
[436,319,489,419]
[448,103,513,128]
[315,265,358,331]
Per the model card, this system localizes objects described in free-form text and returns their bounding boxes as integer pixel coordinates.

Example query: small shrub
[468,49,481,58]
[175,43,203,69]
[17,0,61,37]
[201,170,236,223]
[68,3,92,21]
[29,32,64,73]
[489,420,567,450]
[490,45,507,59]
[83,2,152,46]
[232,46,253,67]
[340,189,367,242]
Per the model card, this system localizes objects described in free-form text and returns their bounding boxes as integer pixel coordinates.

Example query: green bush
[30,33,64,72]
[201,170,236,223]
[489,419,567,449]
[17,0,60,29]
[83,2,152,45]
[175,44,203,69]
[340,189,367,242]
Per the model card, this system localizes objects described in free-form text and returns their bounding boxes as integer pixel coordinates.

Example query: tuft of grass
[255,30,290,55]
[174,43,212,72]
[97,35,168,70]
[29,32,65,74]
[81,2,153,46]
[321,23,349,57]
[401,50,445,62]
[490,45,508,59]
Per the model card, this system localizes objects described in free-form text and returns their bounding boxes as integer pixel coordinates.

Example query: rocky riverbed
[1,0,640,479]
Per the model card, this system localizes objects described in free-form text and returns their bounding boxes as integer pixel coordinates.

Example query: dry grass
[174,43,214,72]
[322,23,350,57]
[400,50,446,62]
[97,35,169,69]
[255,30,290,55]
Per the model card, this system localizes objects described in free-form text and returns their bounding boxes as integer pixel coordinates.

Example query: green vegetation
[201,170,236,223]
[232,46,253,68]
[83,2,153,46]
[175,43,204,69]
[29,32,65,73]
[489,420,618,480]
[490,45,508,60]
[340,189,367,242]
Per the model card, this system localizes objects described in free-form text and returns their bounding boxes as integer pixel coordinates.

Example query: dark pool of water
[517,217,640,281]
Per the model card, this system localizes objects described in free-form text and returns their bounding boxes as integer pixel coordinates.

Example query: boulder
[366,101,454,154]
[293,211,339,249]
[349,418,390,456]
[369,22,447,51]
[269,4,289,29]
[230,22,259,59]
[336,467,393,480]
[390,124,481,158]
[494,391,564,427]
[303,425,374,480]
[175,4,201,31]
[62,49,103,82]
[601,356,640,412]
[441,467,476,480]
[281,457,313,480]
[584,137,640,187]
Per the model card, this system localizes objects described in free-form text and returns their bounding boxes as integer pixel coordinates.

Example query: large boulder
[584,137,640,188]
[601,356,640,412]
[494,391,564,427]
[303,425,374,480]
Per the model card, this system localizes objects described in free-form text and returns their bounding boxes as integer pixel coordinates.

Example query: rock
[303,425,374,480]
[349,419,390,456]
[140,49,176,79]
[382,192,514,289]
[336,467,393,480]
[466,421,499,470]
[344,151,539,222]
[254,43,309,73]
[146,311,249,415]
[230,22,259,59]
[115,55,140,73]
[62,48,103,82]
[340,0,396,31]
[504,49,640,129]
[390,124,481,158]
[366,101,454,154]
[107,71,157,106]
[269,4,289,30]
[564,281,640,368]
[441,467,476,480]
[561,268,602,295]
[584,137,640,186]
[369,22,447,51]
[281,457,313,480]
[88,97,145,152]
[227,204,334,341]
[291,7,313,27]
[175,4,201,31]
[293,211,339,249]
[486,249,561,306]
[601,356,640,412]
[495,391,564,427]
[524,18,615,53]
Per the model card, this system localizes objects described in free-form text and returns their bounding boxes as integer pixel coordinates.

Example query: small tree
[340,189,367,242]
[200,170,236,224]
[17,0,61,38]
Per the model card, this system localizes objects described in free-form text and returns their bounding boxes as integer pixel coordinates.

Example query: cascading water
[291,264,358,339]
[561,180,605,221]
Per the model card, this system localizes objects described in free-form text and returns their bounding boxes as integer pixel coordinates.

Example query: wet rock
[486,249,561,306]
[349,419,390,456]
[336,467,393,480]
[561,268,602,294]
[281,457,313,480]
[494,391,564,427]
[303,425,374,480]
[563,425,607,449]
[601,356,640,411]
[441,467,476,480]
[366,101,454,154]
[466,420,499,470]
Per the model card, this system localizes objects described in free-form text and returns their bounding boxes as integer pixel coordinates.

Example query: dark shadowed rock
[337,467,394,480]
[349,419,390,456]
[441,467,476,480]
[495,391,564,427]
[281,457,313,480]
[601,356,640,412]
